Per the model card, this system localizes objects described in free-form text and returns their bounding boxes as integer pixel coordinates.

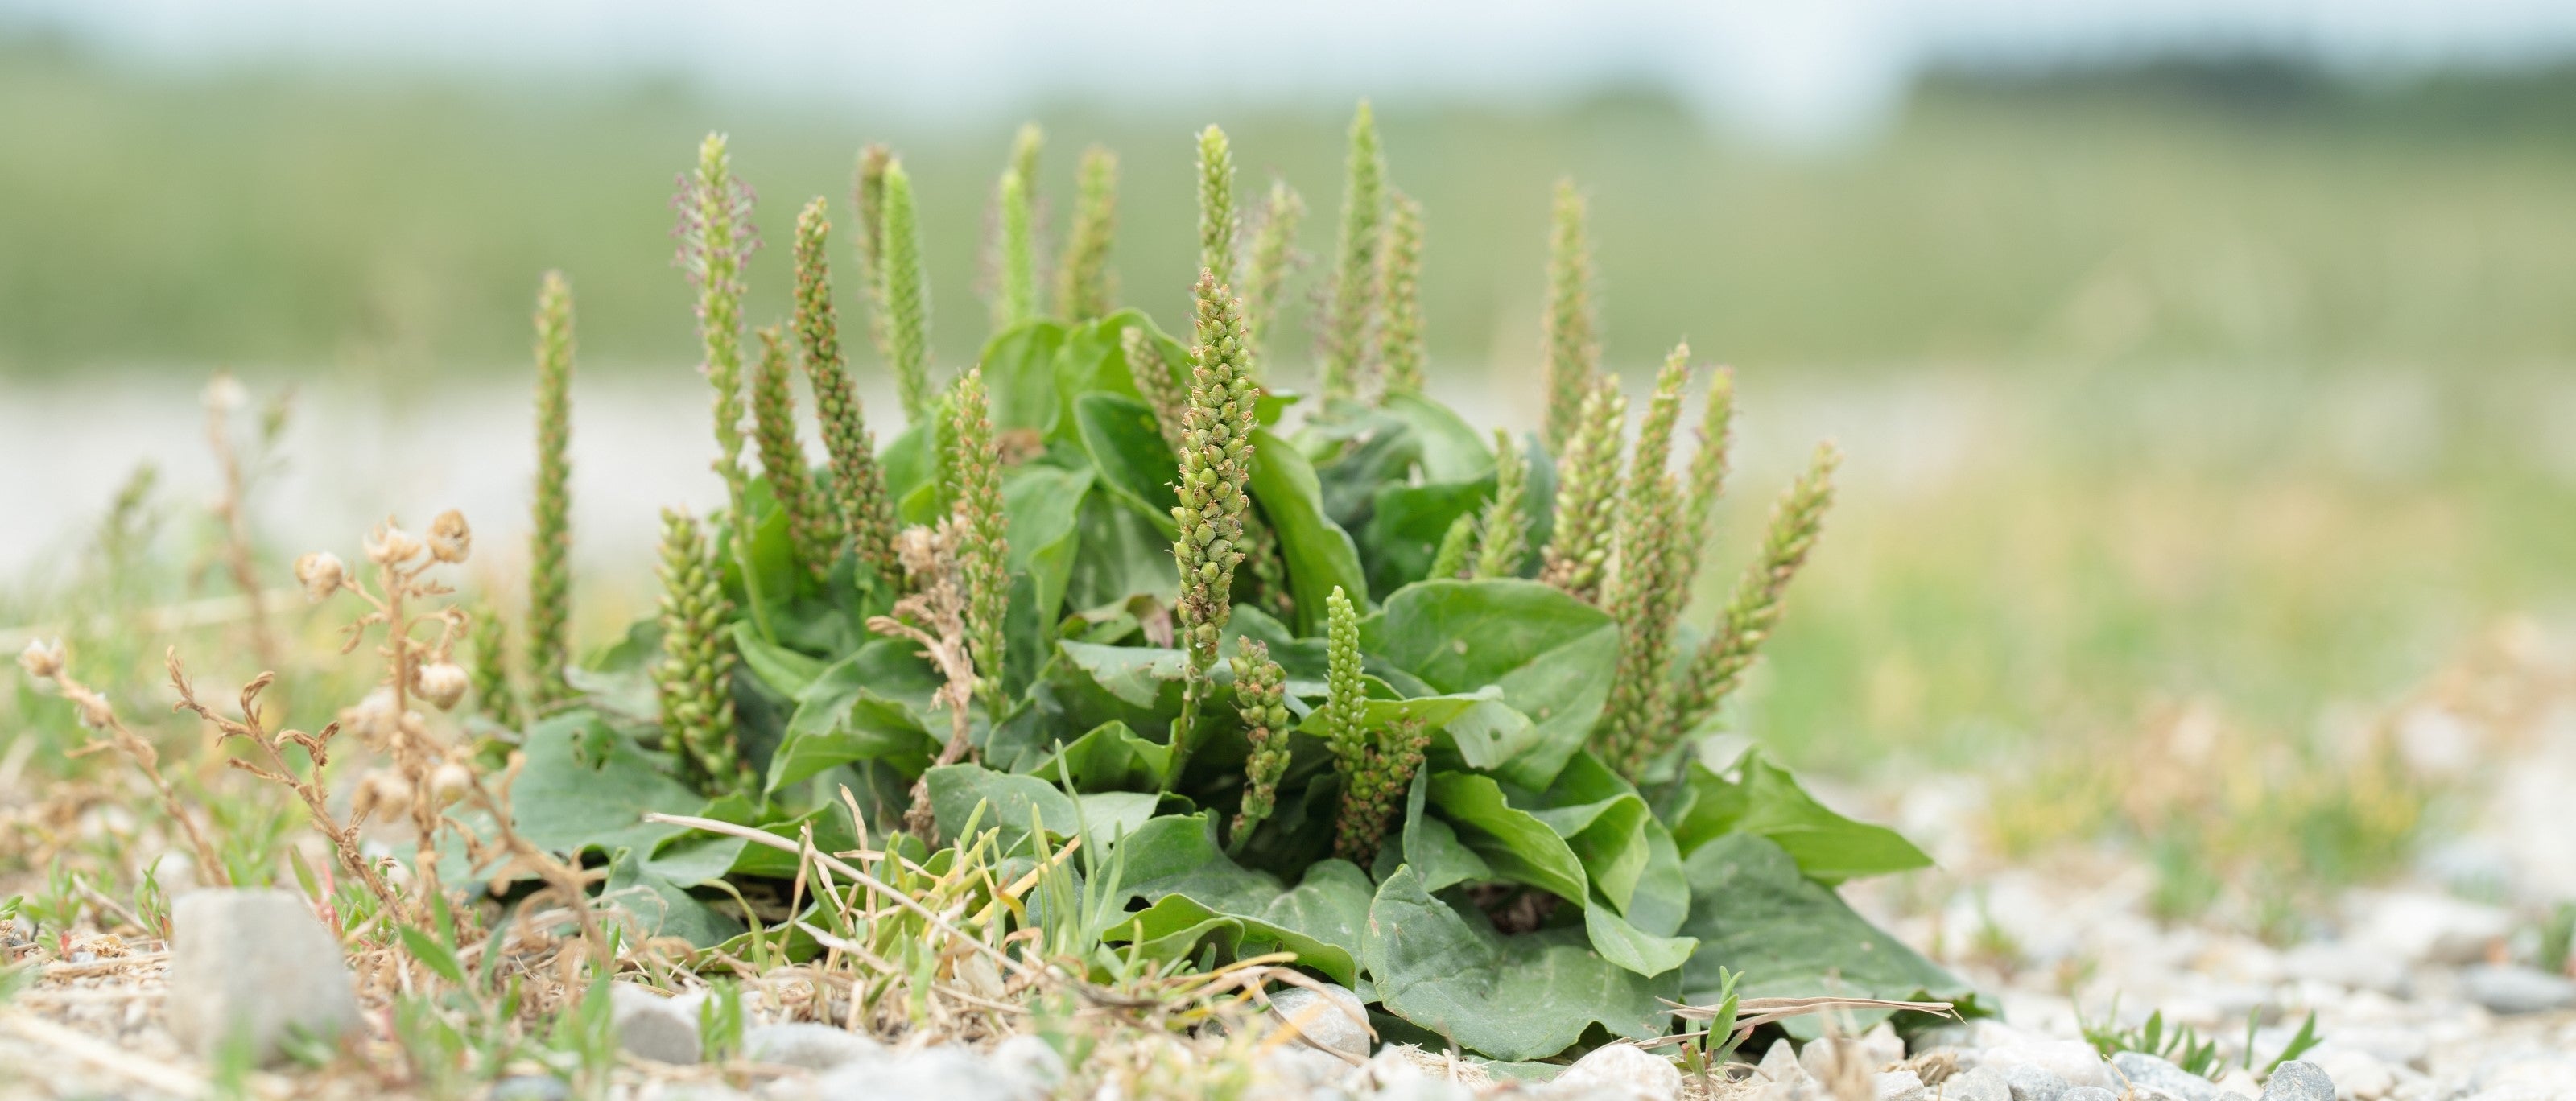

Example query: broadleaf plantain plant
[498,108,1975,1063]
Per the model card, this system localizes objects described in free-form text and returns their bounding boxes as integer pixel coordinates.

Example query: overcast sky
[9,0,2576,145]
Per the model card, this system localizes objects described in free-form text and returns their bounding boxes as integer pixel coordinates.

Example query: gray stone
[2458,963,2576,1014]
[491,1075,572,1101]
[2281,942,2408,996]
[2305,1049,2393,1100]
[639,1087,753,1101]
[1801,1037,1873,1084]
[2469,1052,2576,1097]
[2002,1062,2072,1101]
[1857,1024,1905,1069]
[1376,1076,1477,1101]
[1256,1045,1351,1091]
[2351,891,2510,966]
[1266,983,1373,1062]
[165,889,361,1064]
[1945,1066,2013,1101]
[1757,1038,1808,1083]
[2062,1090,2119,1101]
[991,1034,1068,1093]
[1554,1044,1682,1101]
[817,1045,1041,1101]
[2260,1061,2337,1101]
[2113,1051,2221,1101]
[1981,1042,2109,1089]
[744,1022,881,1071]
[1875,1069,1927,1101]
[609,983,703,1064]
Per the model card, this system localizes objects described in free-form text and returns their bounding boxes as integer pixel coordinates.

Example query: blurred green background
[6,33,2575,802]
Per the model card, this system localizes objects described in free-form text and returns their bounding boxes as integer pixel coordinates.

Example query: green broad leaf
[1402,769,1492,892]
[1105,859,1373,988]
[1361,476,1495,600]
[1076,792,1163,840]
[1361,865,1674,1062]
[1363,579,1620,790]
[1056,641,1189,711]
[762,641,943,794]
[878,417,941,511]
[1378,391,1495,483]
[512,710,704,860]
[1424,772,1588,905]
[980,319,1070,434]
[1253,391,1295,426]
[716,805,862,880]
[708,909,824,964]
[1073,392,1182,535]
[923,763,1081,852]
[1109,814,1286,915]
[1670,753,1933,885]
[1220,604,1329,696]
[1064,492,1179,612]
[1032,642,1195,758]
[603,846,743,948]
[1013,720,1172,791]
[1051,310,1185,440]
[717,477,805,627]
[1005,464,1093,628]
[1543,753,1691,937]
[895,480,943,526]
[1678,833,1970,1039]
[644,831,749,887]
[1246,427,1370,636]
[1309,404,1423,526]
[1515,431,1559,575]
[568,619,662,726]
[1583,903,1698,979]
[1290,690,1499,740]
[1426,765,1691,977]
[731,623,828,699]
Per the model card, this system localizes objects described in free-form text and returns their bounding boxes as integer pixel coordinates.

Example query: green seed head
[1319,101,1386,403]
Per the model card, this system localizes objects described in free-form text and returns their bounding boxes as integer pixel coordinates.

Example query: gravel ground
[5,638,2572,1100]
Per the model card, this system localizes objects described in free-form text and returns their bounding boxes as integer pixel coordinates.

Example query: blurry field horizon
[9,34,2576,788]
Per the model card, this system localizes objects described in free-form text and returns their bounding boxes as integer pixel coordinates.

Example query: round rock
[2258,1060,2336,1101]
[744,1022,881,1071]
[991,1034,1068,1093]
[2112,1051,2221,1101]
[2002,1062,2072,1101]
[2459,963,2576,1015]
[166,889,362,1064]
[1266,983,1373,1062]
[609,983,703,1065]
[1944,1066,2013,1101]
[1554,1043,1682,1101]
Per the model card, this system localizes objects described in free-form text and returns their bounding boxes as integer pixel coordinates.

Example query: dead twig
[16,640,229,888]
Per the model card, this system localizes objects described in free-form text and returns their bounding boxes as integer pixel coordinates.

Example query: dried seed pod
[353,770,411,825]
[429,761,473,808]
[364,522,423,567]
[340,687,401,744]
[427,509,473,564]
[415,662,471,711]
[16,637,64,680]
[294,552,345,602]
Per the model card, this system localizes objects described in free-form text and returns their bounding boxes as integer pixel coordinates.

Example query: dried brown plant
[16,638,228,888]
[869,520,979,838]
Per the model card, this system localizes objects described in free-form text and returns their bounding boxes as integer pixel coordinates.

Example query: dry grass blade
[2,1012,215,1098]
[1650,994,1958,1039]
[17,639,229,888]
[642,811,1054,988]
